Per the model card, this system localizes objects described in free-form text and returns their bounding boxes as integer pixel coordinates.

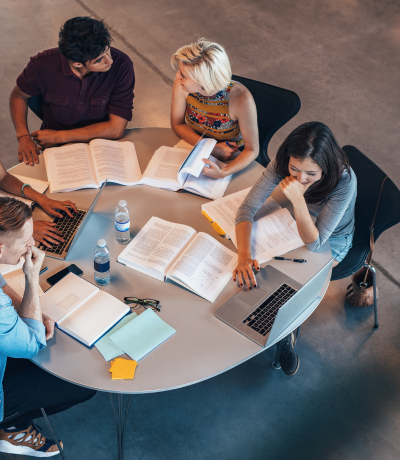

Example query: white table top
[11,128,332,393]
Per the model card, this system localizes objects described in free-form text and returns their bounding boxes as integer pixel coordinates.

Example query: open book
[0,258,44,297]
[0,175,49,207]
[118,217,238,302]
[140,138,231,200]
[44,139,142,193]
[202,188,305,264]
[40,272,130,347]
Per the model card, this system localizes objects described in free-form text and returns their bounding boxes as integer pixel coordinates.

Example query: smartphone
[47,264,84,286]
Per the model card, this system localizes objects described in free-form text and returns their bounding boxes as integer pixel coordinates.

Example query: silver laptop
[33,182,106,260]
[215,259,333,348]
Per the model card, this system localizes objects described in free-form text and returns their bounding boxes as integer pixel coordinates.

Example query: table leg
[109,393,132,460]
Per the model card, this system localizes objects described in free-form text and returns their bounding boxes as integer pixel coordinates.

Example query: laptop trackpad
[237,287,269,306]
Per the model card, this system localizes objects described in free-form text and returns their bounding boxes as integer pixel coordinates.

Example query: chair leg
[371,266,378,328]
[40,408,67,460]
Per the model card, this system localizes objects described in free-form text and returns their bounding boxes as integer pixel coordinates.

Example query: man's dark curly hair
[58,17,113,65]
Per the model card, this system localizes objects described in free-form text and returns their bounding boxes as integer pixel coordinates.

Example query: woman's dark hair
[0,197,32,238]
[274,121,351,204]
[58,17,113,65]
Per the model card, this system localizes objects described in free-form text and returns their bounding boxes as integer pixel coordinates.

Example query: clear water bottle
[115,200,130,244]
[94,239,110,285]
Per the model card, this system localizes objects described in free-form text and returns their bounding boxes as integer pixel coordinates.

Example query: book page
[89,139,142,185]
[40,273,98,323]
[3,268,44,298]
[168,232,238,302]
[59,290,129,346]
[118,217,197,275]
[44,144,97,193]
[202,188,281,235]
[183,156,231,200]
[141,146,188,189]
[229,208,304,263]
[178,138,217,179]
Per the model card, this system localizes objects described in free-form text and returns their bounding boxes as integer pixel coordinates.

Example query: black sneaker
[279,333,300,376]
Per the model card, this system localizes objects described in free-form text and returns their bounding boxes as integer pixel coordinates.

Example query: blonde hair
[171,38,232,94]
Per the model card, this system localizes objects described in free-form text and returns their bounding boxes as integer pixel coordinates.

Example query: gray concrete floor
[1,0,400,459]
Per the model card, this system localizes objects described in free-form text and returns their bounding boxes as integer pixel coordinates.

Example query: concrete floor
[1,0,400,459]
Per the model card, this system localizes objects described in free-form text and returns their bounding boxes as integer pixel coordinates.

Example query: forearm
[9,92,30,137]
[0,173,45,204]
[172,123,203,146]
[56,119,126,144]
[236,221,253,258]
[20,276,42,322]
[221,148,258,176]
[292,199,319,244]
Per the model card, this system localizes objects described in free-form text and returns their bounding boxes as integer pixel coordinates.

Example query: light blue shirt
[0,286,46,422]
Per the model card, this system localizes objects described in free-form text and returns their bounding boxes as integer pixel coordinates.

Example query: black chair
[232,75,301,167]
[27,95,44,121]
[331,145,400,327]
[1,408,67,459]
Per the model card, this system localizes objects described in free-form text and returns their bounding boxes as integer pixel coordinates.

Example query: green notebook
[109,309,176,361]
[95,312,137,361]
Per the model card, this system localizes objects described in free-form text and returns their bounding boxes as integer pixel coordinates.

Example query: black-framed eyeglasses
[124,297,160,312]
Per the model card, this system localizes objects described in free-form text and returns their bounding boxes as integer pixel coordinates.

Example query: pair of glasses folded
[124,297,160,312]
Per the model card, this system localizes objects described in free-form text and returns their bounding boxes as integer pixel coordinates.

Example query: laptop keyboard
[242,283,298,336]
[37,209,87,256]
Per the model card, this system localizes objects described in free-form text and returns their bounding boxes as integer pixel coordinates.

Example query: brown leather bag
[345,176,388,308]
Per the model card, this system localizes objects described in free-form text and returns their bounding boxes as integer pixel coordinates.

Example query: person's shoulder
[110,47,133,67]
[230,81,253,102]
[29,48,60,63]
[335,166,357,194]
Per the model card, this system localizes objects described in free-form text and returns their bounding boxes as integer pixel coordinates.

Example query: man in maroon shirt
[10,17,135,166]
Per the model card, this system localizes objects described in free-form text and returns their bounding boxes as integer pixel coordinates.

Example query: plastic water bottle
[94,239,110,285]
[115,200,130,244]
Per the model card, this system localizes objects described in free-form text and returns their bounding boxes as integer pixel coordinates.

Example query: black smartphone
[47,264,84,286]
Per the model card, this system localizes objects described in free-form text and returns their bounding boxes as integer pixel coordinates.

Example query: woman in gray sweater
[233,121,357,375]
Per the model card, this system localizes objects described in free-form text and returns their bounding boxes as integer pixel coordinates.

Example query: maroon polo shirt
[16,47,135,130]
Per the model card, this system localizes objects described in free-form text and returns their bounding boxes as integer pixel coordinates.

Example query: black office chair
[27,95,44,121]
[331,145,400,327]
[1,408,67,459]
[232,75,301,167]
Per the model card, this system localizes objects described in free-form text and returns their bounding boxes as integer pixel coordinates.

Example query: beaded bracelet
[21,183,32,198]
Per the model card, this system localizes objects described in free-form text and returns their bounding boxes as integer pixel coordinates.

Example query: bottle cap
[118,200,127,207]
[97,239,106,248]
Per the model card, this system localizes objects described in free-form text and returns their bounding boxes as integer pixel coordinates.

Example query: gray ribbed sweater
[235,159,357,251]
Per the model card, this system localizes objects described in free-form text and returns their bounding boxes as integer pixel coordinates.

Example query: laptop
[33,182,106,260]
[214,259,334,348]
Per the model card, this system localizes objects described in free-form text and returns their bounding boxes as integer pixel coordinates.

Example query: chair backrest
[232,75,301,167]
[331,145,400,280]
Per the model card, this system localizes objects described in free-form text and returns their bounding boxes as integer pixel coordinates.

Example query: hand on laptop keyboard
[33,220,65,248]
[35,196,78,218]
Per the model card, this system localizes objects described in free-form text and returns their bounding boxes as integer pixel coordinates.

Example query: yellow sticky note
[109,358,137,380]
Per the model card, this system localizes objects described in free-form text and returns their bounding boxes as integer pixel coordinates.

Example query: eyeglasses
[124,297,160,312]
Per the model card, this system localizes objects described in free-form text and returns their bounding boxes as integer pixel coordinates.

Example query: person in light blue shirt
[0,197,96,457]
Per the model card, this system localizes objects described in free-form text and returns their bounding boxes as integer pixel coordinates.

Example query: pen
[272,257,307,263]
[39,267,48,275]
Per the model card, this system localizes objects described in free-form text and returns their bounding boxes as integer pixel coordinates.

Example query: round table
[10,128,332,459]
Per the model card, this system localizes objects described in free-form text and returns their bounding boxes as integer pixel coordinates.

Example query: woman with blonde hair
[171,39,259,179]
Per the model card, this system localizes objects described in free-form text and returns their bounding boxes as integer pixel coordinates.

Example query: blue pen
[225,141,232,148]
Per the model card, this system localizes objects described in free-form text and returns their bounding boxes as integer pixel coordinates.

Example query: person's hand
[233,254,260,289]
[33,221,65,248]
[42,313,55,340]
[22,246,45,282]
[212,141,239,161]
[201,158,228,179]
[31,129,60,149]
[18,136,40,165]
[279,176,312,206]
[36,195,77,218]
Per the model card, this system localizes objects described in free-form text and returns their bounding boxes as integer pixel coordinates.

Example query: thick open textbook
[140,138,231,200]
[40,273,130,347]
[202,188,305,264]
[118,217,238,302]
[44,139,142,193]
